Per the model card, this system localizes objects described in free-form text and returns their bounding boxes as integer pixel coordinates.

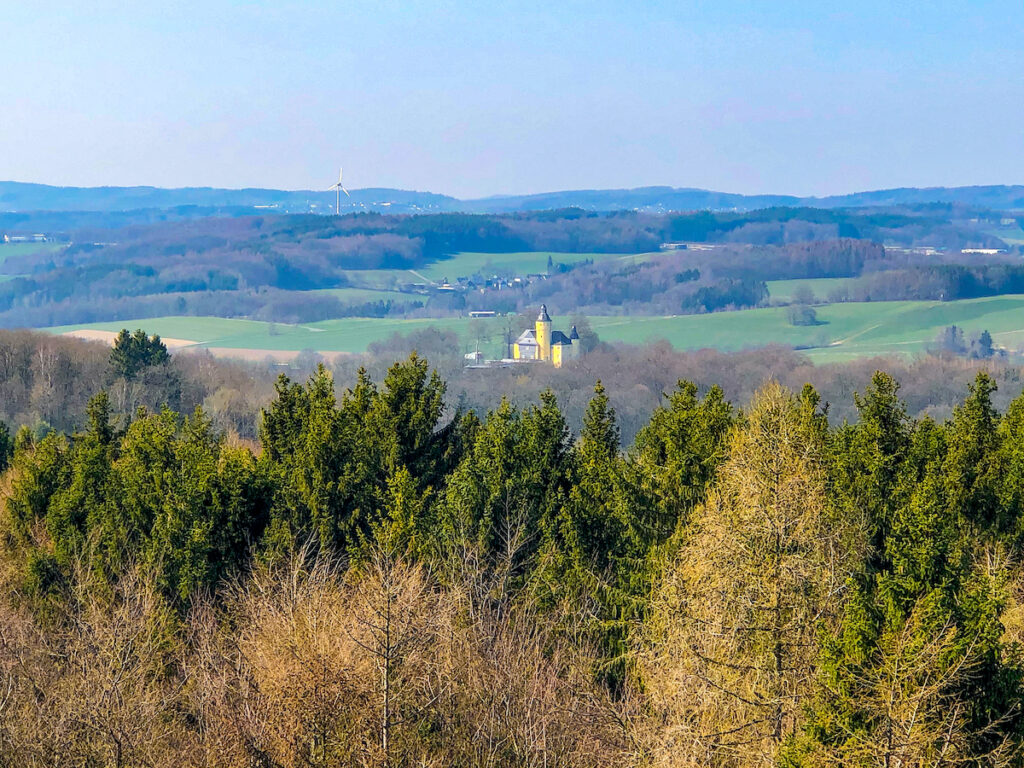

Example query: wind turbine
[328,167,350,215]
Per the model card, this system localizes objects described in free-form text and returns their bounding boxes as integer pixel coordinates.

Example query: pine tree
[368,352,446,484]
[541,382,643,688]
[997,387,1024,549]
[557,381,623,576]
[944,371,1001,532]
[830,370,911,564]
[48,392,119,573]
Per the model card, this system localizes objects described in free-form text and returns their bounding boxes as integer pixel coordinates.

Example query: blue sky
[2,0,1022,197]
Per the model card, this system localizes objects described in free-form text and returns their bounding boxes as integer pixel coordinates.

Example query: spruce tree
[0,419,14,473]
[439,391,571,582]
[792,374,1024,765]
[629,380,733,543]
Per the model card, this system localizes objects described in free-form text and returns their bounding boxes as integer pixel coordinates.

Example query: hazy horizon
[5,178,1024,202]
[4,1,1024,198]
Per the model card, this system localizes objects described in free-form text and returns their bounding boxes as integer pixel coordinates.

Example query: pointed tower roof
[537,304,551,322]
[569,324,579,340]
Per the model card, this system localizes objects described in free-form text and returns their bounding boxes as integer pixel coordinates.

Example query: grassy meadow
[334,251,650,290]
[0,241,64,274]
[413,251,641,282]
[36,251,1024,364]
[765,278,857,303]
[42,294,1024,363]
[308,287,421,304]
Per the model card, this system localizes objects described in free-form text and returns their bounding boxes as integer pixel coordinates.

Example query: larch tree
[639,382,864,768]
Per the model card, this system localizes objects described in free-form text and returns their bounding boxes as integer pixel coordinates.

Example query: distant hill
[0,181,458,215]
[2,180,1024,218]
[463,185,1024,213]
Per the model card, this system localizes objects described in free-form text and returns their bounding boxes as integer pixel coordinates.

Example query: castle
[512,305,580,368]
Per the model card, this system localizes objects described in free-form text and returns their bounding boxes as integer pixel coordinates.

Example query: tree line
[3,353,1024,765]
[9,326,1024,448]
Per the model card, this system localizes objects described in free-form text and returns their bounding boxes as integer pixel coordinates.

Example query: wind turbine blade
[341,186,351,197]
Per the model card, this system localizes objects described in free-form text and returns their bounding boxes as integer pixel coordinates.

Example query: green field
[334,250,649,290]
[338,270,408,290]
[43,295,1024,363]
[765,278,857,303]
[592,297,1024,362]
[986,225,1024,246]
[414,251,645,282]
[48,316,500,355]
[308,287,422,304]
[0,241,64,273]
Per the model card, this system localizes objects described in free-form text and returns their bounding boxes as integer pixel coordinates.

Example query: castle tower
[535,304,552,361]
[569,324,580,359]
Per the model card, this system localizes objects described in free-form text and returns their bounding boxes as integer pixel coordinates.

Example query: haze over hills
[3,180,1024,218]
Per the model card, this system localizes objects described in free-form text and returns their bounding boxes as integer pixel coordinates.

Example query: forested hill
[467,184,1024,213]
[4,179,1024,216]
[0,180,458,214]
[0,208,1012,328]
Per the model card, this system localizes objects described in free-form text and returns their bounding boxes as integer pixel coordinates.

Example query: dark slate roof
[569,324,579,340]
[551,330,572,345]
[537,304,551,322]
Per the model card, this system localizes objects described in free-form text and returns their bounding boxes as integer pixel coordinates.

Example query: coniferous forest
[4,348,1024,766]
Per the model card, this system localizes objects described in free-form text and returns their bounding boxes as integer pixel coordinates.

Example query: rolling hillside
[44,294,1024,364]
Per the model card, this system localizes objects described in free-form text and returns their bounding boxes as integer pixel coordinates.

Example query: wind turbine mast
[327,167,350,216]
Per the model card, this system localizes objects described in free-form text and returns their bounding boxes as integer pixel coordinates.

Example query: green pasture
[591,297,1024,362]
[46,315,497,355]
[414,251,644,282]
[309,287,422,305]
[335,251,650,291]
[338,270,408,290]
[765,278,858,303]
[0,241,64,272]
[986,225,1024,246]
[44,295,1024,363]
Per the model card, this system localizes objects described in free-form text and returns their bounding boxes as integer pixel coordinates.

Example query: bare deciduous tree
[0,564,194,768]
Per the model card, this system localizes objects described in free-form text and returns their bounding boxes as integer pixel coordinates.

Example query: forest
[3,330,1024,765]
[5,326,1024,444]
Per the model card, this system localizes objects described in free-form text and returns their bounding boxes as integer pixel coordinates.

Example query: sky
[2,0,1023,198]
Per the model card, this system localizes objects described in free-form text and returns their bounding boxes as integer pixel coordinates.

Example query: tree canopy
[2,358,1024,765]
